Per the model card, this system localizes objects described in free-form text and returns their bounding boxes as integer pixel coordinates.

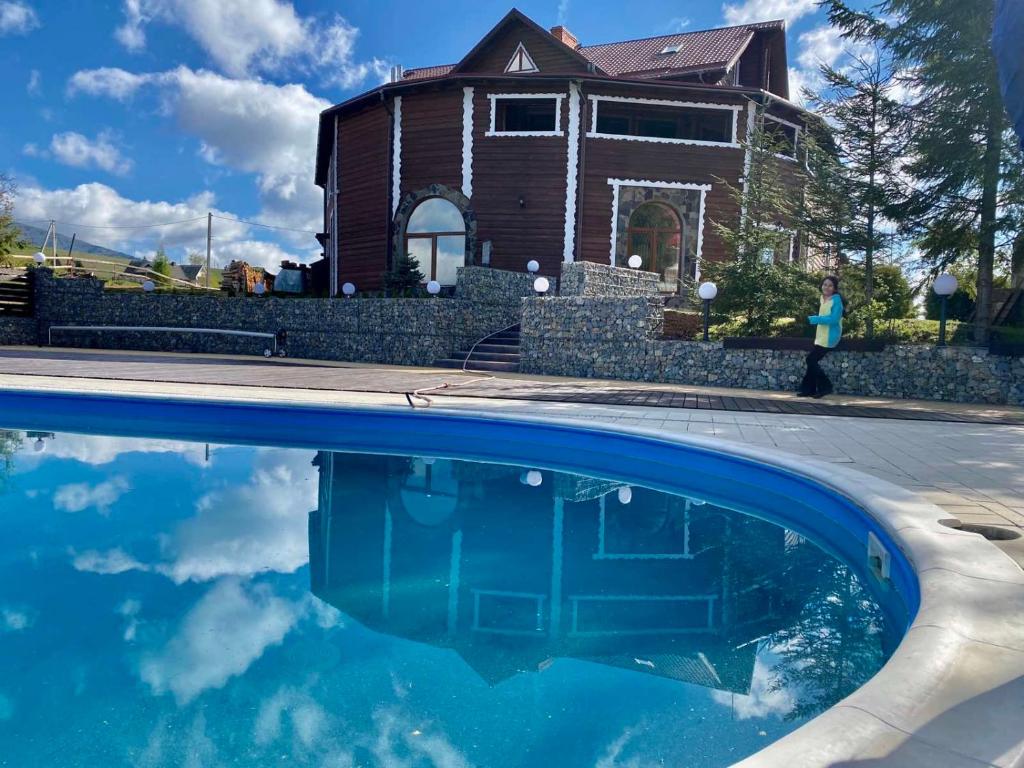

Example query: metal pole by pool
[703,298,711,342]
[938,295,948,347]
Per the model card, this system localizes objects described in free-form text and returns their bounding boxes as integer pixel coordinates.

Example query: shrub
[382,252,426,296]
[662,310,703,339]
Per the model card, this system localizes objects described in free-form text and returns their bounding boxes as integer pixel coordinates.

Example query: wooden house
[314,8,808,295]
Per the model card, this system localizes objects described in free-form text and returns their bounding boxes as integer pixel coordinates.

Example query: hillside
[14,222,132,261]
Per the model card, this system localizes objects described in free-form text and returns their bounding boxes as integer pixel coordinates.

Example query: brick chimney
[550,25,579,49]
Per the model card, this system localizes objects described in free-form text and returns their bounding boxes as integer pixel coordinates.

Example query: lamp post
[698,281,718,342]
[933,273,958,347]
[33,251,45,265]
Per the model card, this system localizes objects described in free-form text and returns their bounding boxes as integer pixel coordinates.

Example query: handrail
[47,325,283,357]
[462,321,519,373]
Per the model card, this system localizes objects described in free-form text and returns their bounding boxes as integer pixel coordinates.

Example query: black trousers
[800,345,833,395]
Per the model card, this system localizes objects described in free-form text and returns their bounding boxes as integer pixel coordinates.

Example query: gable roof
[579,21,783,79]
[449,8,601,76]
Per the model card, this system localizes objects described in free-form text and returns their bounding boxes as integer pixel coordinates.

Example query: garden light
[533,276,550,295]
[698,281,718,342]
[527,260,539,274]
[342,282,356,297]
[627,254,642,269]
[426,280,441,295]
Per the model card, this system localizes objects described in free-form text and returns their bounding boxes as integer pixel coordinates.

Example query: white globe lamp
[33,251,46,264]
[526,259,540,274]
[533,276,550,295]
[253,281,266,296]
[525,469,543,487]
[142,280,155,293]
[617,486,633,505]
[342,282,356,298]
[34,437,46,453]
[426,280,441,296]
[698,281,718,341]
[627,254,643,270]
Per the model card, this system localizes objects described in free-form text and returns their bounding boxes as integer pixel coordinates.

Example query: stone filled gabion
[520,295,1024,406]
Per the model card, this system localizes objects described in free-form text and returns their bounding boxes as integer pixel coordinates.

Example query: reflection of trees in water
[766,544,886,721]
[0,430,21,492]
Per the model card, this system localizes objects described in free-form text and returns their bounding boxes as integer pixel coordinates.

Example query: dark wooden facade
[316,10,808,294]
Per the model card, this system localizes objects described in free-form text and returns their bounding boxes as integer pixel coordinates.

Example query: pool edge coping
[1,381,1022,767]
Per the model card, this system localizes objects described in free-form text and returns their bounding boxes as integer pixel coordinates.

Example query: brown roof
[403,19,784,82]
[403,64,456,81]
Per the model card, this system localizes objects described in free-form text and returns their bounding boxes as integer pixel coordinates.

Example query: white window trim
[587,95,741,148]
[486,92,565,137]
[504,41,539,74]
[763,223,796,263]
[461,87,474,198]
[391,96,402,215]
[763,112,801,163]
[606,178,711,277]
[562,83,581,263]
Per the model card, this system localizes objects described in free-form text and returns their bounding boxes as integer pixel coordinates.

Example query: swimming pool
[0,392,917,767]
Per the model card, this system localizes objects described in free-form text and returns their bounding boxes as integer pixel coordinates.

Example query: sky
[0,0,868,270]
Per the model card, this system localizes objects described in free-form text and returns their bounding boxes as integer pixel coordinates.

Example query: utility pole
[206,212,212,288]
[51,219,57,262]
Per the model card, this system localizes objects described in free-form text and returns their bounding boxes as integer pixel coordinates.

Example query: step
[449,350,521,363]
[472,342,521,354]
[486,332,521,342]
[460,360,520,373]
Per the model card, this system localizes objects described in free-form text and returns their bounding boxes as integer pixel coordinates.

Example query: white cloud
[723,0,817,26]
[666,17,691,33]
[23,434,213,467]
[54,476,131,513]
[788,66,814,105]
[157,449,316,584]
[26,68,40,95]
[71,547,149,575]
[112,0,385,87]
[215,240,317,271]
[796,25,846,72]
[710,651,795,720]
[68,65,328,236]
[139,579,302,704]
[0,0,39,35]
[47,131,134,176]
[2,607,34,632]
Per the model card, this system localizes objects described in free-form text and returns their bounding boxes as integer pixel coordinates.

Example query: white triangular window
[505,42,539,73]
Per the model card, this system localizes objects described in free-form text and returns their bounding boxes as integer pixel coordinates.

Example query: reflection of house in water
[309,452,791,695]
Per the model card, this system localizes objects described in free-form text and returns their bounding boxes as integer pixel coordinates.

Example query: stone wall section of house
[30,268,528,365]
[559,261,660,297]
[0,316,37,346]
[520,296,1024,405]
[455,266,536,303]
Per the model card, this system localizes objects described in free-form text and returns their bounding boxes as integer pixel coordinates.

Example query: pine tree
[706,110,816,335]
[805,53,908,338]
[152,245,172,286]
[826,0,1022,343]
[798,131,854,270]
[382,252,425,296]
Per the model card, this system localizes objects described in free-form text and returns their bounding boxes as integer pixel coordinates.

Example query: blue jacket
[808,294,844,348]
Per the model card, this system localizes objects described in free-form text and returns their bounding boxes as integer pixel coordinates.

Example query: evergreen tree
[382,252,425,296]
[706,110,817,335]
[805,53,908,338]
[0,174,27,265]
[798,130,854,270]
[826,0,1023,343]
[152,245,172,286]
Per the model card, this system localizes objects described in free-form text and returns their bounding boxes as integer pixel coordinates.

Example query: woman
[799,276,844,398]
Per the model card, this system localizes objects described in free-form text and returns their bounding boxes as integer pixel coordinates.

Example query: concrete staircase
[434,325,521,373]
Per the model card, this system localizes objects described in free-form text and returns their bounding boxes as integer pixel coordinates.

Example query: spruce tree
[0,174,27,264]
[826,0,1022,342]
[805,53,908,338]
[382,252,425,296]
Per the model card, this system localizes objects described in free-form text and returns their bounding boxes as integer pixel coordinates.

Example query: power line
[210,214,317,235]
[18,216,207,230]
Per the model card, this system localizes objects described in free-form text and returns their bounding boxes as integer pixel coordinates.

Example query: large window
[593,100,735,144]
[626,202,683,292]
[763,115,799,159]
[404,198,466,286]
[488,94,563,136]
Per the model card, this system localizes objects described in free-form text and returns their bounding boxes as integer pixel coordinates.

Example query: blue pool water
[0,396,915,767]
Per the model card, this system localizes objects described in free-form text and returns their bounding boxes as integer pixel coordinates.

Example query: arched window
[626,203,683,292]
[405,198,466,286]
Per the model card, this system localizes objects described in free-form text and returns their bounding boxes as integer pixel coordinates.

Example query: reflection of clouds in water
[72,547,149,575]
[710,650,795,721]
[595,728,641,768]
[53,476,130,514]
[158,449,316,583]
[136,713,219,768]
[118,598,142,642]
[66,449,316,583]
[19,434,214,467]
[0,692,12,721]
[140,579,302,705]
[2,607,34,632]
